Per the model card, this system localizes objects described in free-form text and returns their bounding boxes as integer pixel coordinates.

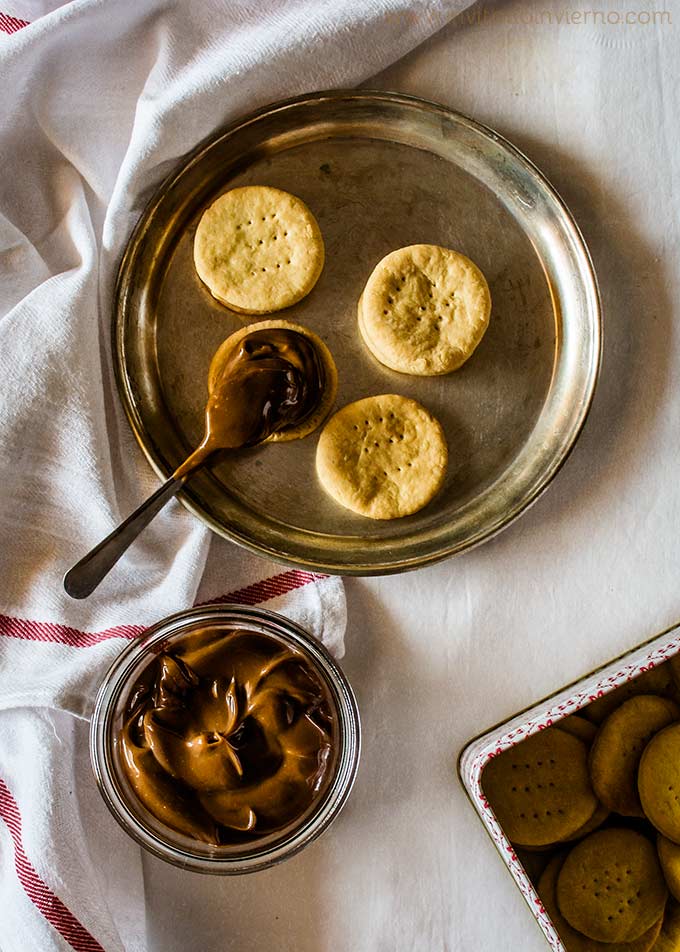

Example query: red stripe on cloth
[0,11,30,33]
[200,569,327,606]
[0,570,327,647]
[0,779,105,952]
[0,615,145,647]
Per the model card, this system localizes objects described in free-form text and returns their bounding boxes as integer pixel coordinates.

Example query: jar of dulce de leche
[90,604,360,874]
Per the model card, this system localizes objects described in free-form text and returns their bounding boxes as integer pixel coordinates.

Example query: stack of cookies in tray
[193,184,492,520]
[482,657,680,950]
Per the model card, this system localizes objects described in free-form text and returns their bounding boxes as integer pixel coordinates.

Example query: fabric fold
[0,1,475,948]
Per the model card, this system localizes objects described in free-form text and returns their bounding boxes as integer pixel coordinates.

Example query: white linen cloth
[0,1,474,950]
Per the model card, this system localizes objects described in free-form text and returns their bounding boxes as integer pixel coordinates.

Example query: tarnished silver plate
[115,90,601,575]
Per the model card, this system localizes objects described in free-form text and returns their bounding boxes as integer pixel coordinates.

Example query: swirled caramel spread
[118,627,336,845]
[174,328,325,478]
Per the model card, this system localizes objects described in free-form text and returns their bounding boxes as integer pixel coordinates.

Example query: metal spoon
[63,432,226,600]
[63,327,322,599]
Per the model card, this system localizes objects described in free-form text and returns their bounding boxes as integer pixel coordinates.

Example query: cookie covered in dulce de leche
[207,320,337,443]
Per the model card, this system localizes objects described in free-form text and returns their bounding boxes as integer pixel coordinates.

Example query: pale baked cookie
[208,320,337,443]
[315,395,447,519]
[556,829,668,944]
[194,186,324,314]
[358,244,491,376]
[481,727,599,848]
[639,723,680,843]
[589,695,680,817]
[538,854,664,952]
[659,836,680,903]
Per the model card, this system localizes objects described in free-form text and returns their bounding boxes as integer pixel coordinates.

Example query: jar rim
[90,603,360,874]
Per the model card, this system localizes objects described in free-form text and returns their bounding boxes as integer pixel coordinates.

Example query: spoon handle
[63,476,184,599]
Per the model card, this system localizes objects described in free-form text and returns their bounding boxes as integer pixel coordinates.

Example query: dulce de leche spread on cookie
[174,328,325,478]
[118,627,336,845]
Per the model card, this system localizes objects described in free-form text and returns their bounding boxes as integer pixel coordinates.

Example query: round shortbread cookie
[586,667,680,724]
[538,854,664,952]
[659,836,680,903]
[194,186,324,314]
[560,801,610,843]
[358,244,491,376]
[553,717,609,843]
[654,899,680,952]
[315,395,447,520]
[556,829,668,944]
[639,724,680,844]
[558,715,598,745]
[481,727,599,848]
[208,320,337,443]
[589,695,680,817]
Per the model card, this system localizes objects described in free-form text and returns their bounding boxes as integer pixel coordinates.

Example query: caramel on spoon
[64,329,324,599]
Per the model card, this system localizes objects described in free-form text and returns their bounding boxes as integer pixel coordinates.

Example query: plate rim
[113,88,602,576]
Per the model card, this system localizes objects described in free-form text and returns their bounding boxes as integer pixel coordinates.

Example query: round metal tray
[115,90,601,575]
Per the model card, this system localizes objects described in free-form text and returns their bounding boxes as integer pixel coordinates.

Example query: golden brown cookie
[556,716,608,839]
[639,724,680,843]
[315,394,447,519]
[558,715,598,745]
[653,899,680,952]
[358,244,491,375]
[194,186,324,314]
[207,320,337,443]
[560,802,610,842]
[538,854,664,952]
[590,696,680,817]
[659,836,680,903]
[481,727,599,847]
[586,668,680,724]
[556,829,668,943]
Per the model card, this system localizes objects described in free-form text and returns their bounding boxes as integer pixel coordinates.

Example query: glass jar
[90,604,360,874]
